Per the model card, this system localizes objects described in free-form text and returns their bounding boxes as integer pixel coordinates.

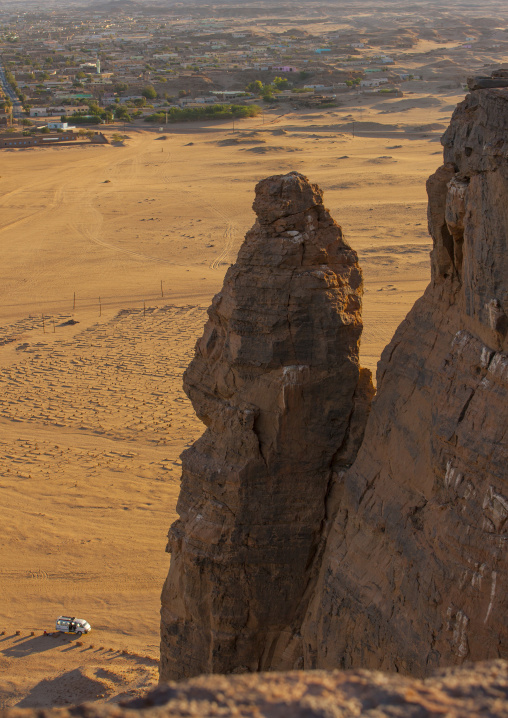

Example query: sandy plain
[0,88,464,706]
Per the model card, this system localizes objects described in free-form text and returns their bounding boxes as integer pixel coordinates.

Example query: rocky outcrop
[161,87,507,682]
[160,172,373,681]
[301,88,508,674]
[467,68,508,90]
[3,661,508,718]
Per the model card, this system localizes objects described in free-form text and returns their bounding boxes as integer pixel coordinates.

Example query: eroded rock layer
[8,661,506,718]
[301,88,508,675]
[160,172,373,681]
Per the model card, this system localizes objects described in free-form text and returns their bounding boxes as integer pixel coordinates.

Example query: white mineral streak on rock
[484,571,498,624]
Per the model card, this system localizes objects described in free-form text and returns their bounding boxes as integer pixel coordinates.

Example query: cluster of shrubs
[144,103,261,123]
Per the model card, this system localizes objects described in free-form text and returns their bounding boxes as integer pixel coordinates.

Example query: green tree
[262,86,274,101]
[141,85,157,100]
[246,80,263,94]
[115,105,131,121]
[273,76,289,90]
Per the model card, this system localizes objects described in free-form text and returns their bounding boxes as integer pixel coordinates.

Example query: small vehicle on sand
[55,616,91,635]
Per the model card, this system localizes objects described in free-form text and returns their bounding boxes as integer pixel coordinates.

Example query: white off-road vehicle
[55,616,91,635]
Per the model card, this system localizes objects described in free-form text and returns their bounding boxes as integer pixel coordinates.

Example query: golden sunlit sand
[0,92,463,706]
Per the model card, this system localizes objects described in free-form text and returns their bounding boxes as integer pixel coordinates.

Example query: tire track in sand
[156,151,238,270]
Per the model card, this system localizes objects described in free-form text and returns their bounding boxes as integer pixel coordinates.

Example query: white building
[30,107,48,117]
[47,121,75,130]
[360,78,389,87]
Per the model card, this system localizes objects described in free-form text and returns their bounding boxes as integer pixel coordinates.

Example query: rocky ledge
[2,661,508,718]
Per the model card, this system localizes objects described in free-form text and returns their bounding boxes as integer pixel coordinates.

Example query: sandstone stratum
[161,85,508,682]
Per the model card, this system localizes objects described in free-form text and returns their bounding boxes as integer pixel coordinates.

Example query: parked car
[55,616,91,635]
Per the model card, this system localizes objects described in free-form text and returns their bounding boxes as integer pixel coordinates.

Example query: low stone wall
[0,132,76,148]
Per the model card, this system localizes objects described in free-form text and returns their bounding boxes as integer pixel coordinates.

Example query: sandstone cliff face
[160,172,373,681]
[301,88,508,675]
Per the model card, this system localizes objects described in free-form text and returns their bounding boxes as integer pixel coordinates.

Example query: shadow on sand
[16,668,104,707]
[2,633,79,657]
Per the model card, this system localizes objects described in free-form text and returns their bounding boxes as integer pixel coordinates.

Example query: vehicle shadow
[1,634,77,657]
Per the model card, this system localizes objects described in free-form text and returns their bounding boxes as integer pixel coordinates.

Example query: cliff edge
[5,661,507,718]
[301,87,508,674]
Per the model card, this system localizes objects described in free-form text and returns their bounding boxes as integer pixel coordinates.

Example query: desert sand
[0,90,464,706]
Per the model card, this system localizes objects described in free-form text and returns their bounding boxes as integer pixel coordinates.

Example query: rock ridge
[2,661,508,718]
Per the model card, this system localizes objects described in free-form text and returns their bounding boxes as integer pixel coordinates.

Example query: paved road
[0,56,23,115]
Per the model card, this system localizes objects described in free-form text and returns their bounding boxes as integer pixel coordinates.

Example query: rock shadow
[16,668,105,707]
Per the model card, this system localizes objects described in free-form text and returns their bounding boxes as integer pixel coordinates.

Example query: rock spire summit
[160,171,372,680]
